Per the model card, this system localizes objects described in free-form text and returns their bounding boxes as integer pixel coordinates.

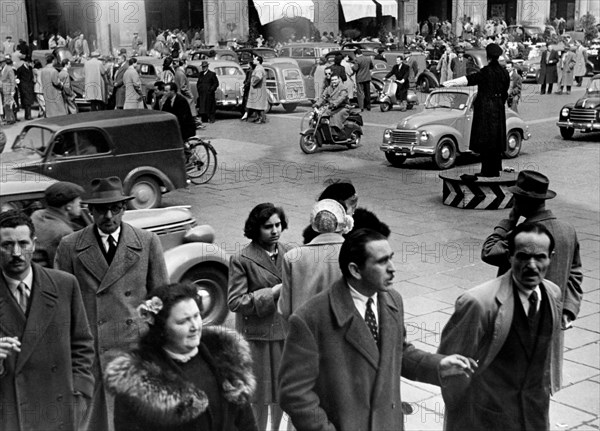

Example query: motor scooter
[378,79,419,112]
[299,105,363,154]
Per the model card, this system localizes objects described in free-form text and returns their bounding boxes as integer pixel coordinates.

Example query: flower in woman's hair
[137,297,163,325]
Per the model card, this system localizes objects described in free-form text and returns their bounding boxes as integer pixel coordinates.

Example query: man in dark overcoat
[15,56,35,120]
[353,49,373,110]
[278,229,475,431]
[481,170,583,393]
[439,223,562,431]
[162,81,196,141]
[385,55,410,110]
[55,177,168,431]
[444,43,509,177]
[0,210,95,431]
[111,54,128,109]
[539,43,559,95]
[195,60,219,123]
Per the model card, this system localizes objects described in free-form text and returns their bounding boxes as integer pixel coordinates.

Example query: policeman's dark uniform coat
[465,46,509,177]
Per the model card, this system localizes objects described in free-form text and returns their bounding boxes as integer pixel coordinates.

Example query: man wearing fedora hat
[55,176,168,431]
[481,170,583,393]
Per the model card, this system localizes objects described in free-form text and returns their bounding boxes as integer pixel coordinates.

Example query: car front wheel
[127,176,162,209]
[434,138,457,169]
[180,265,229,325]
[283,103,298,113]
[504,130,522,158]
[418,77,431,93]
[560,127,575,139]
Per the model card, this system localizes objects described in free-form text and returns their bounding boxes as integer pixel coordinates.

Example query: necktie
[528,290,538,321]
[16,282,28,313]
[106,235,117,264]
[365,298,378,345]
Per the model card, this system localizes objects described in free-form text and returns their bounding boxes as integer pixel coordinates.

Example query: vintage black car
[557,74,600,139]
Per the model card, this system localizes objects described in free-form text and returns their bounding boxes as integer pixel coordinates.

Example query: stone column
[204,0,249,47]
[0,0,29,42]
[452,0,487,36]
[516,0,550,26]
[575,0,600,19]
[401,0,418,37]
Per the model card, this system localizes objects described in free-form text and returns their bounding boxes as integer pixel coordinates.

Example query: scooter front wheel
[299,133,319,154]
[347,131,361,149]
[380,101,392,112]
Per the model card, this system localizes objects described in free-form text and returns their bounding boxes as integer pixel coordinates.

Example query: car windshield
[258,50,277,58]
[214,66,243,76]
[587,79,600,94]
[425,92,470,109]
[319,47,334,56]
[12,126,54,154]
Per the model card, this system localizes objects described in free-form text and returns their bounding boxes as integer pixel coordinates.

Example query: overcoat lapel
[372,292,400,403]
[0,275,26,329]
[76,226,109,285]
[98,224,142,292]
[330,281,379,369]
[15,265,59,373]
[241,242,281,278]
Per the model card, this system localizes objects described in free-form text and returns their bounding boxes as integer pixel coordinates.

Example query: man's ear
[348,262,362,280]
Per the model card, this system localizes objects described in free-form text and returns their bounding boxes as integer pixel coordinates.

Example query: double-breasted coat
[246,64,268,111]
[40,63,67,117]
[123,66,144,109]
[196,69,219,115]
[559,50,576,87]
[0,264,95,431]
[480,209,583,392]
[278,279,445,431]
[55,222,168,430]
[538,49,559,84]
[15,63,35,107]
[438,272,561,431]
[227,241,291,405]
[112,63,129,108]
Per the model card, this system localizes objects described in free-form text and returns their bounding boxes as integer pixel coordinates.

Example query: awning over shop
[375,0,397,19]
[253,0,315,25]
[340,0,376,22]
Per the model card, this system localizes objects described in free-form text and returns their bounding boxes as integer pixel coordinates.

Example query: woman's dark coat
[105,326,257,431]
[196,69,219,115]
[466,62,510,155]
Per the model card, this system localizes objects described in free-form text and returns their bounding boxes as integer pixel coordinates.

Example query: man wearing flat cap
[55,176,168,431]
[31,181,85,266]
[481,170,583,393]
[444,43,509,178]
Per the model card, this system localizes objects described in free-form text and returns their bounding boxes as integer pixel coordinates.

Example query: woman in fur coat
[105,283,258,431]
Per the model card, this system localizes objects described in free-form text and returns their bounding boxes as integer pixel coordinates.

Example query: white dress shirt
[348,283,379,327]
[96,226,121,253]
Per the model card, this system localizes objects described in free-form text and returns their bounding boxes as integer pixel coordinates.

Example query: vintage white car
[380,87,531,169]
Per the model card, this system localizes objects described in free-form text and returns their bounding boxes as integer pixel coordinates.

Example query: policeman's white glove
[443,76,468,87]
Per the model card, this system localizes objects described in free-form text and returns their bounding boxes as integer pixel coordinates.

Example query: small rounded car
[557,74,600,139]
[0,179,230,325]
[1,110,188,209]
[380,87,531,169]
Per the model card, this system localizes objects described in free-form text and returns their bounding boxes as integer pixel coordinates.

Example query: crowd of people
[0,161,584,430]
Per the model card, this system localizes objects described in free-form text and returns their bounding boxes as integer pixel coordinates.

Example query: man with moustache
[439,223,562,431]
[0,210,94,431]
[278,229,475,431]
[55,176,168,431]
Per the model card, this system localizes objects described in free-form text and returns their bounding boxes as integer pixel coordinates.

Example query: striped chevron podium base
[439,171,518,210]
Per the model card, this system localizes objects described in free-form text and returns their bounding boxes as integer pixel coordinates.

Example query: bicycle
[185,136,218,184]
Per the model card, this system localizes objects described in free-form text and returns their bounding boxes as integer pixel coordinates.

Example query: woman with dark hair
[227,203,291,431]
[105,283,258,431]
[443,43,510,178]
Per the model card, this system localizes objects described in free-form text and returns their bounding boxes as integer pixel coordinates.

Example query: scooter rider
[385,55,410,111]
[313,74,349,137]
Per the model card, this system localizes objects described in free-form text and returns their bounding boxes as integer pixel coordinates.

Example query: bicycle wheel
[187,142,217,184]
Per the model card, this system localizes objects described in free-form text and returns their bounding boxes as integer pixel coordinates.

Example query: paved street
[2,81,599,430]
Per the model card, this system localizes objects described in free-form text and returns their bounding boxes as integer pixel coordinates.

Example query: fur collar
[104,326,255,426]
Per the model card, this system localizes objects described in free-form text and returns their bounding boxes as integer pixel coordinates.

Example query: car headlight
[529,67,535,72]
[419,131,429,142]
[561,108,570,117]
[383,129,392,142]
